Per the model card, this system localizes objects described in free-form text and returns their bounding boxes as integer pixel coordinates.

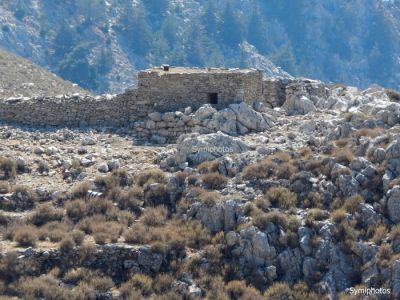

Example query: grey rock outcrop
[164,132,250,168]
[387,186,400,223]
[187,199,243,233]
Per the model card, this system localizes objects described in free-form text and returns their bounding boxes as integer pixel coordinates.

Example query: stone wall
[262,78,330,109]
[0,91,155,127]
[0,66,329,130]
[133,102,274,144]
[137,68,263,112]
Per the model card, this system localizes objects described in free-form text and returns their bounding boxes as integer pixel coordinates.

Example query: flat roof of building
[142,66,259,74]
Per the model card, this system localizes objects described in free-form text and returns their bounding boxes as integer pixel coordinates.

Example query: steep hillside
[2,77,400,298]
[1,0,400,93]
[0,48,90,98]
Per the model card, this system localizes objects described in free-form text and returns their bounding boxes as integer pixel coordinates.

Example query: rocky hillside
[2,0,400,93]
[0,48,89,98]
[1,78,400,298]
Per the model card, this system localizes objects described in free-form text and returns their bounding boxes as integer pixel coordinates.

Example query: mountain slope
[0,48,90,98]
[0,0,400,93]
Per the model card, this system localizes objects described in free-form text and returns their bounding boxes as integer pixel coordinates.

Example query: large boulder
[173,132,250,167]
[187,199,243,233]
[229,226,276,268]
[193,102,274,136]
[386,139,400,160]
[277,248,303,283]
[194,104,217,122]
[229,102,273,131]
[393,260,400,298]
[283,94,316,115]
[387,186,400,223]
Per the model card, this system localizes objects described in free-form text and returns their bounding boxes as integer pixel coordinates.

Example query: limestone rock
[98,162,109,173]
[387,186,400,223]
[173,132,249,167]
[194,104,217,121]
[386,139,400,160]
[283,95,316,115]
[229,102,272,131]
[81,136,96,146]
[277,248,303,283]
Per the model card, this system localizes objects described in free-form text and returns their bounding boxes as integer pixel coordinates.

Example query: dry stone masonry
[0,66,331,142]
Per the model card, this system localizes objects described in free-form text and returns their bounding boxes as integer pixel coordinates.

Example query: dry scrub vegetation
[0,125,398,299]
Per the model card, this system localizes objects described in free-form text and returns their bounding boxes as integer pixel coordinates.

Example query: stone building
[136,66,263,112]
[0,65,330,129]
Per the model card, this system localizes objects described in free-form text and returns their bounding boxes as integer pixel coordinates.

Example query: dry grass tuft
[198,190,221,206]
[202,172,228,190]
[0,156,17,179]
[136,169,166,186]
[197,160,220,174]
[13,225,38,247]
[332,147,355,165]
[28,203,64,226]
[141,206,168,227]
[265,187,297,209]
[71,181,92,199]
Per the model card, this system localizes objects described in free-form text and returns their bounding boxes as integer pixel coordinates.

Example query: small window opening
[208,93,218,104]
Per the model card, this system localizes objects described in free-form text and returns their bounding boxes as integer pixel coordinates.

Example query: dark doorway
[208,93,218,104]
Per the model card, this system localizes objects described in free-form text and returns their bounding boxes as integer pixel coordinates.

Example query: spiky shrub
[265,186,297,209]
[120,273,153,297]
[242,158,276,180]
[136,169,166,186]
[65,199,88,222]
[332,147,355,165]
[13,225,38,247]
[0,156,17,179]
[38,221,68,242]
[59,237,76,255]
[12,185,37,210]
[16,275,73,300]
[376,244,394,268]
[144,183,168,207]
[275,162,297,180]
[197,160,220,174]
[28,203,64,226]
[71,181,92,199]
[140,206,168,227]
[264,282,326,300]
[202,172,228,190]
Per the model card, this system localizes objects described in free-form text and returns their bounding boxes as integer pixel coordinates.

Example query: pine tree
[96,46,113,75]
[270,43,297,74]
[119,2,152,56]
[14,3,27,21]
[184,20,207,66]
[247,6,269,54]
[161,14,180,46]
[57,43,98,91]
[143,0,169,16]
[202,0,218,36]
[76,0,106,24]
[218,1,243,48]
[150,33,169,65]
[53,23,77,58]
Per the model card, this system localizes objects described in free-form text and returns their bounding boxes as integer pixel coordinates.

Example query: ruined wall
[0,68,263,128]
[262,78,294,108]
[0,67,329,130]
[285,79,330,101]
[137,69,263,112]
[261,78,330,108]
[0,91,155,127]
